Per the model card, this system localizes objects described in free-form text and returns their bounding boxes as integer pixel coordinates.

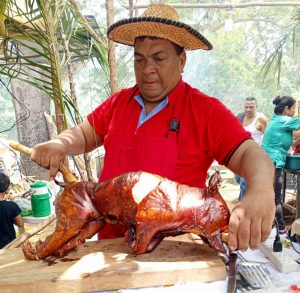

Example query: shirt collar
[135,95,169,110]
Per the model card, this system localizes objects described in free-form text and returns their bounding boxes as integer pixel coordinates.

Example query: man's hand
[31,139,68,179]
[228,189,275,251]
[31,120,102,179]
[227,139,275,251]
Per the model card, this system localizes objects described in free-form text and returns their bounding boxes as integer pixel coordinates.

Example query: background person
[262,96,300,234]
[235,97,268,199]
[0,172,24,249]
[31,3,275,252]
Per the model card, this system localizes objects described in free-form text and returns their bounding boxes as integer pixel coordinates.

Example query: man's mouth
[143,81,158,88]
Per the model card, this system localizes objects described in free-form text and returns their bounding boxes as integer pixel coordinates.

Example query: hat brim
[107,17,213,51]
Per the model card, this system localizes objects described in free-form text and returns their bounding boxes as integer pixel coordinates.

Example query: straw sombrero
[107,4,212,51]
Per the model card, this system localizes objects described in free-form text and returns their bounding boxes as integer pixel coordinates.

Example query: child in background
[0,172,24,249]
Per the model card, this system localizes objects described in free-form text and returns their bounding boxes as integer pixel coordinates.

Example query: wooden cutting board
[0,235,226,293]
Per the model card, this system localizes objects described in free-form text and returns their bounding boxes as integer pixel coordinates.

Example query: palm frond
[1,0,110,132]
[260,10,300,84]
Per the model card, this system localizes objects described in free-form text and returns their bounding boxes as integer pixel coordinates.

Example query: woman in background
[262,96,300,234]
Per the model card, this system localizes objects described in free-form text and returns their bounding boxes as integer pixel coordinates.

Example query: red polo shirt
[87,79,250,188]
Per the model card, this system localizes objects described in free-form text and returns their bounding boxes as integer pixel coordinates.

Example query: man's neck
[245,112,257,120]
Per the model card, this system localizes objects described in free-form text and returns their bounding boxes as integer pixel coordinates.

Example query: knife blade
[227,252,238,293]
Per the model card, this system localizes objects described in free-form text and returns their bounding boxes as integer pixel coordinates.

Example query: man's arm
[14,214,24,228]
[31,120,103,179]
[258,115,268,133]
[227,139,275,251]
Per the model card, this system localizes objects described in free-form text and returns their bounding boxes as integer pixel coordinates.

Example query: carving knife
[227,252,238,293]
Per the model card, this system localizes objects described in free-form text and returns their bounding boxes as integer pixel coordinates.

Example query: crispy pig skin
[22,171,230,260]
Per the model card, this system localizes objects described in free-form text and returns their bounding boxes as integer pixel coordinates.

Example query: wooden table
[282,168,300,219]
[0,235,226,293]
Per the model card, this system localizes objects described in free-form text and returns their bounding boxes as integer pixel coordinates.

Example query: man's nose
[142,59,156,74]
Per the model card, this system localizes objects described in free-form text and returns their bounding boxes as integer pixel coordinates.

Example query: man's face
[134,38,186,105]
[244,100,257,118]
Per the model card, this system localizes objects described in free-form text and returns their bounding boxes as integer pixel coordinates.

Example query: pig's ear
[54,179,67,188]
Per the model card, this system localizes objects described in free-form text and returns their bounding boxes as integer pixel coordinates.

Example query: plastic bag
[14,197,32,212]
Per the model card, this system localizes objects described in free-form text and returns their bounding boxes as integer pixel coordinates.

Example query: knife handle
[227,252,238,293]
[9,140,77,183]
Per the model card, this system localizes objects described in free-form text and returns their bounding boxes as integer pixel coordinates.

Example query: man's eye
[135,59,144,63]
[134,57,143,62]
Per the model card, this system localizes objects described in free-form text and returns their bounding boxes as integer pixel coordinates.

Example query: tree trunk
[106,0,118,94]
[11,72,51,180]
[0,0,7,36]
[43,0,67,134]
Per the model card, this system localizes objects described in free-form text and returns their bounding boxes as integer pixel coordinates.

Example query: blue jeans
[235,175,247,200]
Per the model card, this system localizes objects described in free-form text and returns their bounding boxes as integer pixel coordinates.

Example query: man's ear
[179,51,186,73]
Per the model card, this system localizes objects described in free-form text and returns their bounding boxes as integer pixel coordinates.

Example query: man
[242,97,268,146]
[31,4,275,252]
[0,173,24,249]
[236,97,268,199]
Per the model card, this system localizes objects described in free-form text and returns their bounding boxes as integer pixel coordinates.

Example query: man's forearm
[241,148,274,193]
[54,120,102,155]
[54,126,86,156]
[228,139,275,193]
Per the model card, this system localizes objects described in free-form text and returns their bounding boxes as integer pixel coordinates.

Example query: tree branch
[122,2,300,10]
[105,0,118,94]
